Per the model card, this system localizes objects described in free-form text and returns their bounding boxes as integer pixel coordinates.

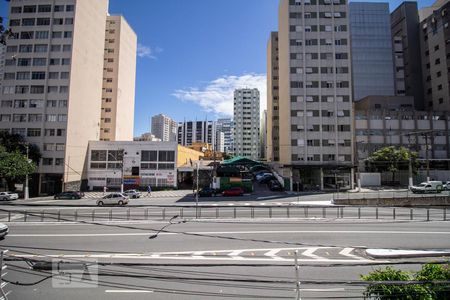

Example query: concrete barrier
[333,196,450,206]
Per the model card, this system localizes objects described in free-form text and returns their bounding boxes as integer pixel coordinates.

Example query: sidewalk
[82,190,193,199]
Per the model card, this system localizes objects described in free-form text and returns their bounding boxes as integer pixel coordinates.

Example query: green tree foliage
[0,146,36,190]
[367,146,418,183]
[0,131,41,164]
[362,264,450,299]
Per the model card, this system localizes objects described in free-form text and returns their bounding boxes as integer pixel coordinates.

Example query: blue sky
[107,0,434,136]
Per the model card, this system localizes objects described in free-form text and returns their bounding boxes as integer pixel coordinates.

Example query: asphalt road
[1,218,449,299]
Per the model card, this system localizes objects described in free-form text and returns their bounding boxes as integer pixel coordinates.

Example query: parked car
[443,181,450,190]
[0,223,8,239]
[197,187,216,197]
[54,191,83,200]
[0,192,19,201]
[123,190,141,198]
[96,193,129,206]
[268,180,282,191]
[255,172,272,181]
[410,181,443,194]
[258,174,276,184]
[222,187,245,197]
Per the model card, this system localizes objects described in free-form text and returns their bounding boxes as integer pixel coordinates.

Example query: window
[55,158,64,166]
[21,31,34,39]
[2,86,15,94]
[65,18,74,25]
[18,58,32,66]
[158,163,175,170]
[9,19,20,26]
[49,72,59,79]
[22,19,35,26]
[4,73,15,80]
[58,100,67,107]
[57,129,65,136]
[52,31,62,38]
[14,100,27,108]
[15,86,29,94]
[28,113,43,122]
[59,86,68,93]
[42,158,53,166]
[63,44,71,52]
[63,31,72,38]
[13,114,27,122]
[11,6,22,14]
[51,45,61,52]
[53,18,64,25]
[1,101,12,108]
[58,114,67,122]
[32,72,46,80]
[66,5,75,12]
[54,5,64,12]
[61,58,70,65]
[33,58,47,66]
[46,114,57,122]
[26,128,41,137]
[0,115,11,122]
[36,18,51,26]
[50,58,60,65]
[60,72,70,79]
[35,31,49,39]
[141,151,158,162]
[16,72,30,80]
[38,5,52,13]
[141,163,157,170]
[34,44,48,52]
[29,100,44,108]
[159,151,175,162]
[104,118,111,123]
[19,45,33,53]
[47,86,58,93]
[6,46,17,53]
[56,144,65,151]
[47,100,57,107]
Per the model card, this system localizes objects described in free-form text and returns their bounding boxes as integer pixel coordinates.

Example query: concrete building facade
[233,88,260,160]
[100,16,137,141]
[391,1,425,109]
[177,120,219,150]
[273,0,354,190]
[151,114,177,142]
[0,0,135,195]
[267,31,280,162]
[419,0,450,111]
[349,2,395,101]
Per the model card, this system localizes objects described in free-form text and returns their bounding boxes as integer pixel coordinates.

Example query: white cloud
[172,73,267,117]
[137,43,162,59]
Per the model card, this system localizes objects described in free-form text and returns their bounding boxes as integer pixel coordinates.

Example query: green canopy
[222,156,260,167]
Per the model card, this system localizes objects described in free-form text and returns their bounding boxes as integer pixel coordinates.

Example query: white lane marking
[228,249,244,260]
[105,290,153,293]
[301,288,345,292]
[302,248,322,259]
[339,248,365,260]
[227,203,234,206]
[33,200,65,204]
[264,249,286,261]
[191,251,205,259]
[9,230,450,237]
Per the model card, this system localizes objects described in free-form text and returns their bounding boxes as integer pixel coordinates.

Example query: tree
[367,146,418,184]
[362,264,450,299]
[0,146,36,191]
[0,131,41,164]
[362,266,431,299]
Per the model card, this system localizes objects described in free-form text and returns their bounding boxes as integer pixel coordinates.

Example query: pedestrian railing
[0,206,448,223]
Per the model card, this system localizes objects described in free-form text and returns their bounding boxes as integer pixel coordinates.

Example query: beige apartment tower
[271,0,354,190]
[100,16,137,141]
[267,32,280,163]
[0,0,136,195]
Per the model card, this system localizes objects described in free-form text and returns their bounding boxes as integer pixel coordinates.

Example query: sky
[0,0,436,136]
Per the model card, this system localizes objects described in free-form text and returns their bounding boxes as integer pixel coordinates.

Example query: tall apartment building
[151,114,177,142]
[260,110,267,160]
[0,0,136,195]
[177,120,219,150]
[216,118,233,153]
[233,88,260,160]
[349,2,395,101]
[100,16,136,141]
[267,31,280,162]
[273,0,354,190]
[0,44,5,90]
[419,0,450,111]
[391,1,424,109]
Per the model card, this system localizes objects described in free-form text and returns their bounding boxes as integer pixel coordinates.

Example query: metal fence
[0,206,448,222]
[333,190,450,200]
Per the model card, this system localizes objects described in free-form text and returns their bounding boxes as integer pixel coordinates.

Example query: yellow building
[177,145,204,167]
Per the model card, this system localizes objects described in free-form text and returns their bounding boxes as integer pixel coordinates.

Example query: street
[1,216,449,299]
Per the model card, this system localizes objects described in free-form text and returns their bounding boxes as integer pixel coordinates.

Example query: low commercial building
[87,141,203,190]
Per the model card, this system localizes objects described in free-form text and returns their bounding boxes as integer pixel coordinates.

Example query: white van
[410,181,443,194]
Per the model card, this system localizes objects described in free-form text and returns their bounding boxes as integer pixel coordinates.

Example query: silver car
[96,193,129,206]
[123,189,141,199]
[0,223,9,239]
[0,192,19,201]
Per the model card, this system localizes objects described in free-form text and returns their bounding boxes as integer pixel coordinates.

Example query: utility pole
[407,135,413,188]
[24,144,29,200]
[120,149,124,193]
[294,250,301,300]
[424,133,430,182]
[195,162,199,218]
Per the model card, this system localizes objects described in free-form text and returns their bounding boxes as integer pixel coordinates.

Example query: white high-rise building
[151,114,177,142]
[233,88,260,160]
[177,120,218,150]
[0,0,136,195]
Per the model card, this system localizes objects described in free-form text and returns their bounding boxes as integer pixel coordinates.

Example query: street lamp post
[195,162,199,218]
[24,144,29,200]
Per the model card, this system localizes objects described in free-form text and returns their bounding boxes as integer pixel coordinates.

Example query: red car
[222,187,245,196]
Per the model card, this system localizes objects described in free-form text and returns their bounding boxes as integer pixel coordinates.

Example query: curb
[366,248,450,259]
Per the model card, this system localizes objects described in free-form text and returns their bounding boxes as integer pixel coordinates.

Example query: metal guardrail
[333,190,450,200]
[0,206,448,222]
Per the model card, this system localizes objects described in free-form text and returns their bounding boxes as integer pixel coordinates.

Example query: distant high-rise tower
[177,120,218,149]
[350,2,395,101]
[216,118,233,153]
[233,88,260,160]
[151,114,177,142]
[391,1,424,109]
